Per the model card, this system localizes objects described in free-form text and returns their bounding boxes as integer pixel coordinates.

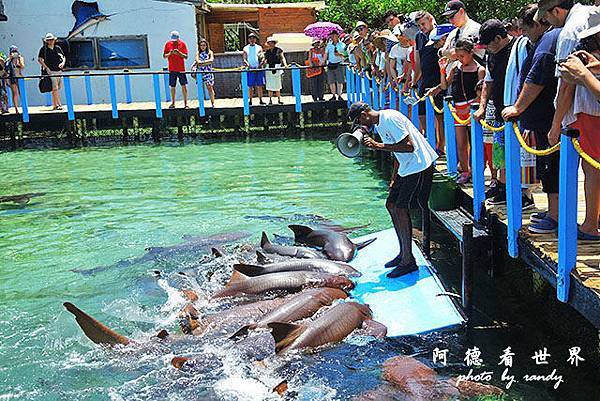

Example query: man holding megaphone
[347,101,437,278]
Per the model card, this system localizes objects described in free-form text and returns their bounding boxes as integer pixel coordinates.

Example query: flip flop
[386,261,418,278]
[577,228,600,241]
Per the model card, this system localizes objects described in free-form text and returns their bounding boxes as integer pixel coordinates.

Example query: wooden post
[557,128,580,303]
[153,74,163,119]
[422,206,431,258]
[461,223,474,318]
[197,72,206,117]
[505,122,522,257]
[488,212,502,277]
[241,70,250,116]
[470,103,485,223]
[152,118,161,143]
[17,78,29,123]
[443,96,458,176]
[425,90,436,150]
[124,70,133,104]
[121,117,129,143]
[64,76,75,121]
[84,71,93,105]
[108,75,118,119]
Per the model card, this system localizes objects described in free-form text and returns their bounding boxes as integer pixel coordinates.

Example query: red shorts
[484,143,493,170]
[454,103,472,127]
[570,113,600,160]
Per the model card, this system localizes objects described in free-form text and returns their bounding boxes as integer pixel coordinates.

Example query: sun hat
[533,0,564,22]
[478,19,507,45]
[170,30,180,40]
[267,36,278,43]
[312,37,321,45]
[248,32,259,40]
[44,33,57,42]
[441,0,465,18]
[355,21,367,30]
[577,9,600,40]
[427,23,456,45]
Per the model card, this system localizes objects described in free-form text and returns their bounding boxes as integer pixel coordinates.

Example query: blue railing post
[505,122,522,257]
[384,83,390,109]
[7,85,13,108]
[400,92,409,118]
[152,73,163,119]
[443,96,458,176]
[410,101,420,132]
[45,92,52,107]
[371,76,379,110]
[346,66,352,106]
[362,74,370,106]
[163,68,171,103]
[292,66,302,113]
[124,70,132,104]
[241,70,250,116]
[470,104,485,223]
[391,87,397,112]
[84,71,93,105]
[63,76,75,121]
[355,71,361,103]
[197,72,205,117]
[557,129,580,302]
[108,74,118,119]
[425,91,436,150]
[17,78,29,123]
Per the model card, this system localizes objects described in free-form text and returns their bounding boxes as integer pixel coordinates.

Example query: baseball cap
[170,30,180,40]
[578,9,600,39]
[348,101,369,123]
[533,0,563,22]
[427,23,456,44]
[478,19,507,45]
[248,32,258,40]
[441,0,465,18]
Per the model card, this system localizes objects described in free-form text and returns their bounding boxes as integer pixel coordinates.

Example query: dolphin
[288,225,376,262]
[234,258,361,278]
[231,288,348,337]
[268,302,387,354]
[211,270,354,299]
[260,232,325,259]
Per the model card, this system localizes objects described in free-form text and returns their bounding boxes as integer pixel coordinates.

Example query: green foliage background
[208,0,598,31]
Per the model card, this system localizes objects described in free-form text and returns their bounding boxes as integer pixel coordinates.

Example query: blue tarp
[69,1,106,37]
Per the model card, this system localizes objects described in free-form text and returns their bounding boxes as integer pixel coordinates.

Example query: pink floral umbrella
[304,22,344,40]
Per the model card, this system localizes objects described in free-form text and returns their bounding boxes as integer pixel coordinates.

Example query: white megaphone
[336,126,368,158]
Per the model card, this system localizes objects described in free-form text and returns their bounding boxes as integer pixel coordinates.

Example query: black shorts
[387,165,434,209]
[529,129,560,194]
[169,71,188,87]
[418,91,444,116]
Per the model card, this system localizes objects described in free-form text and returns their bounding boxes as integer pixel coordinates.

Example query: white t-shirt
[375,109,438,177]
[389,44,409,76]
[555,4,600,126]
[243,44,263,68]
[442,18,484,60]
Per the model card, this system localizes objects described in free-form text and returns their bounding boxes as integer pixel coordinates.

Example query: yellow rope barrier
[446,102,470,125]
[513,123,560,156]
[428,95,444,114]
[480,119,505,132]
[411,89,427,103]
[572,138,600,170]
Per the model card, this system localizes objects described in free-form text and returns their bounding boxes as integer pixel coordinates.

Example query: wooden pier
[434,157,600,328]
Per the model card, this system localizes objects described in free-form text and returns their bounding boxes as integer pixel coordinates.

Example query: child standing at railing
[437,39,485,184]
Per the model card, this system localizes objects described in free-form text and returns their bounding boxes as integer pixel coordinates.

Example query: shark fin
[355,237,377,250]
[267,322,305,353]
[63,302,130,346]
[233,263,266,277]
[225,270,248,287]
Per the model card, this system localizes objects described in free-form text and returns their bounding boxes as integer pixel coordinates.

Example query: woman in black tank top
[433,39,486,184]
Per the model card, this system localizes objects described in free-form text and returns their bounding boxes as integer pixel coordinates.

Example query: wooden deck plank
[434,156,600,297]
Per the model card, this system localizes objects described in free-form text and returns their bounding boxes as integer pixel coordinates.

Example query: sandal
[578,228,600,241]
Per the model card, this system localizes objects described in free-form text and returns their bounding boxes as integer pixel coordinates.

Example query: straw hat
[44,33,57,42]
[266,36,278,44]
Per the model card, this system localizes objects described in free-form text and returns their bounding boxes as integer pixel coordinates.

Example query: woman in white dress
[264,37,288,105]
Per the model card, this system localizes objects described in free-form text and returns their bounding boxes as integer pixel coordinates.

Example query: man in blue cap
[347,101,438,277]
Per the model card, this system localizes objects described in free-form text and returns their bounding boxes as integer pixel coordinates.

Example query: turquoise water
[0,139,596,401]
[0,140,393,400]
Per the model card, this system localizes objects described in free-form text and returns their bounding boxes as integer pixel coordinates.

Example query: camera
[576,35,600,54]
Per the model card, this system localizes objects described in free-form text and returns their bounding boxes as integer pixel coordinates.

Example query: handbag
[38,46,53,93]
[39,68,52,93]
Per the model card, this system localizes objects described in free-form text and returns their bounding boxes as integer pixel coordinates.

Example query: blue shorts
[248,70,266,87]
[169,72,188,87]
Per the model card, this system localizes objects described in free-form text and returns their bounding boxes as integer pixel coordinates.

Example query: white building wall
[0,0,198,106]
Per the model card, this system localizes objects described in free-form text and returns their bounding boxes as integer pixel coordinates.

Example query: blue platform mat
[350,228,464,337]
